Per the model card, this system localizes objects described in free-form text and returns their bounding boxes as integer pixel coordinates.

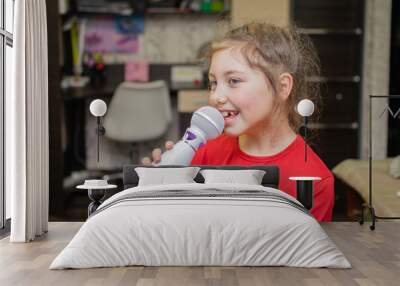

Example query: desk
[62,84,116,101]
[62,63,206,101]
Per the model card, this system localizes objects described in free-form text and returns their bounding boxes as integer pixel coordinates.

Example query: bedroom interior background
[48,0,394,222]
[2,1,396,241]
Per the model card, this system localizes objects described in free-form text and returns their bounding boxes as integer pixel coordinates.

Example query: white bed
[50,183,350,269]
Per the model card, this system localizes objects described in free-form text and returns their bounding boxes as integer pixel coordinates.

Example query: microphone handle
[158,141,196,166]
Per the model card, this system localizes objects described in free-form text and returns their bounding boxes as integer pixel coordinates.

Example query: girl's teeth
[221,110,240,118]
[222,111,238,118]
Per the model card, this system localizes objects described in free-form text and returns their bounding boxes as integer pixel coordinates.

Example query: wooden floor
[0,222,399,286]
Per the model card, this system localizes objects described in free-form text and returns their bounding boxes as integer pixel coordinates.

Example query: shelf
[146,8,229,15]
[308,122,359,130]
[72,9,229,17]
[307,76,361,83]
[299,28,363,36]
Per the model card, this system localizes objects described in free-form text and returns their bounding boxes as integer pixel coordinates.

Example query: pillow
[200,169,266,185]
[135,167,201,186]
[390,155,400,179]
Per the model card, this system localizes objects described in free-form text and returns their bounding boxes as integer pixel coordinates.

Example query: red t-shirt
[190,134,334,222]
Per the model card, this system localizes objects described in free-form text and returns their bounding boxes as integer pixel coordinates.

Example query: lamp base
[289,177,321,211]
[359,203,376,230]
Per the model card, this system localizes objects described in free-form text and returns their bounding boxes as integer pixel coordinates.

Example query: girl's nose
[216,95,228,104]
[212,89,228,104]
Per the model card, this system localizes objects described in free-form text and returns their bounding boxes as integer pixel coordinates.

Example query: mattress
[50,183,350,269]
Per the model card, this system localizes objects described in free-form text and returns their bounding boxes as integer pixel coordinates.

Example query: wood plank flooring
[0,222,399,286]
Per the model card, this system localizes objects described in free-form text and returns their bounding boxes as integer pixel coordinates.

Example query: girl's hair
[202,22,322,134]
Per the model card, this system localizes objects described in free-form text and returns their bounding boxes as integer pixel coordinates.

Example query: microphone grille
[191,106,224,139]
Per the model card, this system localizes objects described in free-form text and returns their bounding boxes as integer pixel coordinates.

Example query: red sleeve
[190,146,207,165]
[310,176,334,222]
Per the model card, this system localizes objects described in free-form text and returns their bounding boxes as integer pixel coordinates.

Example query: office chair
[102,80,172,181]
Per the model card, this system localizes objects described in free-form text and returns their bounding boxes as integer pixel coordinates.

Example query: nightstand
[77,180,117,217]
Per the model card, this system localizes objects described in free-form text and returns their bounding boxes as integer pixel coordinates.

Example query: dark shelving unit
[292,0,365,221]
[389,0,400,157]
[293,0,364,170]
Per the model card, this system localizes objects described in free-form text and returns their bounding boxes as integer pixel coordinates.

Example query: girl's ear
[278,73,293,101]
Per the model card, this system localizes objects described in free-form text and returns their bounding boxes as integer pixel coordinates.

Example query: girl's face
[208,48,277,136]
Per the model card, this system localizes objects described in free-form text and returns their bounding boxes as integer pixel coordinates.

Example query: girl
[143,22,334,222]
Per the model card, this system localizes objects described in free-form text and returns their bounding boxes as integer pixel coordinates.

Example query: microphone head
[90,99,107,117]
[297,99,314,117]
[191,106,224,139]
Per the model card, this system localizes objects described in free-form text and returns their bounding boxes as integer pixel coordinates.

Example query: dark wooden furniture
[47,0,65,218]
[292,0,365,169]
[62,64,205,100]
[389,0,400,156]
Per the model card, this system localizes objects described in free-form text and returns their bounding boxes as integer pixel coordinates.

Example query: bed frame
[123,165,280,190]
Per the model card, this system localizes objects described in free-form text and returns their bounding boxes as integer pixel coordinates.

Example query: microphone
[159,106,224,165]
[89,99,107,162]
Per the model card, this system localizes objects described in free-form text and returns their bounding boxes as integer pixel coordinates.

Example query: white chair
[104,80,172,142]
[102,81,172,178]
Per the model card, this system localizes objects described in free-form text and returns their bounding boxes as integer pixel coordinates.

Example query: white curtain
[6,0,49,242]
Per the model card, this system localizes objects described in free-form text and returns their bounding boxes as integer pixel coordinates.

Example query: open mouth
[222,111,239,119]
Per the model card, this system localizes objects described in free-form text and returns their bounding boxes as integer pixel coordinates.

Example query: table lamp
[89,99,107,162]
[290,99,320,210]
[297,99,314,162]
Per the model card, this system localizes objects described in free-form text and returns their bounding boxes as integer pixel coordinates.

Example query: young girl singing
[144,23,334,222]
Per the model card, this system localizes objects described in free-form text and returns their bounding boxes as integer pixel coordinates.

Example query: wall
[231,0,290,27]
[360,0,392,159]
[103,14,229,64]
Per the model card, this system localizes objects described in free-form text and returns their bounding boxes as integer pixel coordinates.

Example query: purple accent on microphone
[186,131,197,140]
[199,143,205,148]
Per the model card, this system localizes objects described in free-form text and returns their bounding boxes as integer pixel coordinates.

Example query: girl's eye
[208,80,217,91]
[228,78,241,86]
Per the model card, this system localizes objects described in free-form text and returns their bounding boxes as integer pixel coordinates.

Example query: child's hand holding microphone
[141,106,224,166]
[141,141,175,165]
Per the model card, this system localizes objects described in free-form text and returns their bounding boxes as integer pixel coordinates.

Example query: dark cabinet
[320,82,360,124]
[311,34,362,77]
[293,0,364,169]
[293,0,363,29]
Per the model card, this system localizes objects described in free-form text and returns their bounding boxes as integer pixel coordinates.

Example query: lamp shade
[89,99,107,117]
[297,99,314,117]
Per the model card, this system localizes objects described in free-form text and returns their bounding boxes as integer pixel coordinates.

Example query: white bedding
[50,183,351,269]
